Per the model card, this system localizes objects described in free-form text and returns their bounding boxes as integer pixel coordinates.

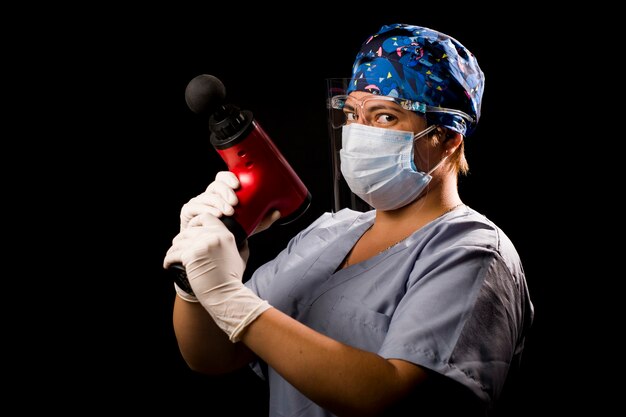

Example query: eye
[373,113,397,125]
[344,111,359,123]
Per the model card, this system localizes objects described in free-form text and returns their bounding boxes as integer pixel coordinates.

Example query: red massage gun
[170,75,311,294]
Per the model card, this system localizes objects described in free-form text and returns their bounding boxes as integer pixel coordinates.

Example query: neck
[372,173,461,231]
[340,173,462,270]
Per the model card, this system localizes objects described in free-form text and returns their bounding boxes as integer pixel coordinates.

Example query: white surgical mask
[340,123,446,210]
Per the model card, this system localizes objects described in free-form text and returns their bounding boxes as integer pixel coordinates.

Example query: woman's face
[344,92,442,173]
[343,91,428,132]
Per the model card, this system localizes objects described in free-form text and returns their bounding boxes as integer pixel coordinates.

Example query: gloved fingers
[180,229,232,267]
[180,177,239,229]
[187,211,229,229]
[164,227,203,269]
[164,226,211,268]
[205,179,239,207]
[163,234,185,269]
[164,223,236,269]
[187,213,251,266]
[180,194,233,229]
[182,215,239,262]
[180,201,223,228]
[213,171,240,189]
[163,248,180,269]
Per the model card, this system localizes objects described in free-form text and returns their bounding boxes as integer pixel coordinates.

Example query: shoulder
[431,207,517,253]
[297,208,373,236]
[313,208,371,225]
[423,206,524,278]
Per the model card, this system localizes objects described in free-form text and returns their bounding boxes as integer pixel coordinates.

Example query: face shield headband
[328,93,474,132]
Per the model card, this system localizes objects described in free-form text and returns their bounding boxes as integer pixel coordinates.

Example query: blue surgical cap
[347,23,485,136]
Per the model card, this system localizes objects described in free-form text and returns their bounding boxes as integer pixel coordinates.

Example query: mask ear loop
[410,125,438,172]
[406,124,439,210]
[426,128,458,175]
[412,124,437,141]
[427,152,449,175]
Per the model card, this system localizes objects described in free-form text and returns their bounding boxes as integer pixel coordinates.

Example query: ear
[443,130,463,155]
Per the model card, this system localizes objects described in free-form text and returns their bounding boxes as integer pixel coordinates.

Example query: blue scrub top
[246,206,534,416]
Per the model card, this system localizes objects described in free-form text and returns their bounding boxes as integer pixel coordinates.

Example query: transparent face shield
[327,79,426,211]
[326,78,372,212]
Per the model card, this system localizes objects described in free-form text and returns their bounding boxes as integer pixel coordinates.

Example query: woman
[164,23,533,416]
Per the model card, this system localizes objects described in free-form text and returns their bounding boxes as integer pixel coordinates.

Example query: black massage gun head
[185,74,252,147]
[184,74,227,116]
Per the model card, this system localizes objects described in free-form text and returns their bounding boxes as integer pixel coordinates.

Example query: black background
[33,6,582,416]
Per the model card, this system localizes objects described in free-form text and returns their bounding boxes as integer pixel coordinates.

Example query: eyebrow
[343,102,404,113]
[343,103,355,112]
[367,104,403,113]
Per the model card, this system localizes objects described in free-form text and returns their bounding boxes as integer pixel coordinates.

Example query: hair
[430,127,469,176]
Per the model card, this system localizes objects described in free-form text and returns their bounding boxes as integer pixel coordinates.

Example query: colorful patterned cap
[347,23,485,136]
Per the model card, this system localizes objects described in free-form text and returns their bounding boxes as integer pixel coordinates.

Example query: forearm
[173,295,255,374]
[240,308,427,417]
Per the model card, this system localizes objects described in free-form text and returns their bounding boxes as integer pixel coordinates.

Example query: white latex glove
[180,171,240,231]
[174,171,280,301]
[164,213,271,342]
[180,170,281,235]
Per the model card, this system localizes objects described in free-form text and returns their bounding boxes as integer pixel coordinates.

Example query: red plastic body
[215,120,309,236]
